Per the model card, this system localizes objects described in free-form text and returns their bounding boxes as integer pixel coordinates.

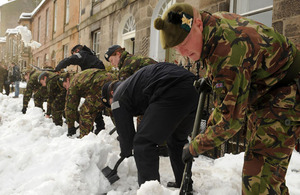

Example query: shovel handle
[113,156,125,171]
[109,127,117,135]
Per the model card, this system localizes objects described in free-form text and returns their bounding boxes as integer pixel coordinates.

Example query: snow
[0,91,300,195]
[0,0,15,7]
[16,25,41,49]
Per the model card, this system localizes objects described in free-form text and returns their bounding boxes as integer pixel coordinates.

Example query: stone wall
[273,0,300,49]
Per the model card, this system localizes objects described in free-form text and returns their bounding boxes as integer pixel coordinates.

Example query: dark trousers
[4,82,10,95]
[94,111,105,134]
[133,79,199,186]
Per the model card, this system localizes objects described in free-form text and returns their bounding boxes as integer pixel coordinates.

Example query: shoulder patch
[111,101,120,110]
[75,53,82,58]
[215,82,224,88]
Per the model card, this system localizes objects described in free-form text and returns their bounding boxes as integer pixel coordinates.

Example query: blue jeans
[14,81,20,97]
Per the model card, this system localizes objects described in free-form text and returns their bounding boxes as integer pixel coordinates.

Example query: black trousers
[133,79,199,186]
[94,111,105,133]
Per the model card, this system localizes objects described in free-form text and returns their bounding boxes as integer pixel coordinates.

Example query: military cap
[154,3,194,49]
[38,71,49,82]
[71,44,83,54]
[104,45,121,62]
[58,72,70,87]
[101,80,122,108]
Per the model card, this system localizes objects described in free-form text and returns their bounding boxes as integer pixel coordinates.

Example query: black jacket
[55,45,105,71]
[12,65,21,82]
[111,62,196,156]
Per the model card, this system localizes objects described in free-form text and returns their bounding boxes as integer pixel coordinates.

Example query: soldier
[22,69,47,114]
[38,71,67,126]
[0,64,6,94]
[3,65,10,95]
[61,69,113,138]
[104,45,157,81]
[55,44,106,132]
[154,3,300,194]
[101,62,198,189]
[104,45,171,156]
[55,44,105,72]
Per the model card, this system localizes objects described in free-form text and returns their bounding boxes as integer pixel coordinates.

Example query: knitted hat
[154,3,194,49]
[104,45,121,62]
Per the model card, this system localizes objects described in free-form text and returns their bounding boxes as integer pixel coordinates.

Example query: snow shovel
[102,156,125,184]
[180,78,211,195]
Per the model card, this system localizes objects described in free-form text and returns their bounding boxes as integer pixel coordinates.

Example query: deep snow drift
[0,92,300,195]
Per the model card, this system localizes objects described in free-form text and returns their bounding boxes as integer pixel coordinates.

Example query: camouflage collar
[118,51,130,69]
[200,12,220,61]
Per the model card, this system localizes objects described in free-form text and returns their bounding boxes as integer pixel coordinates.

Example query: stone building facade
[1,0,300,73]
[0,0,41,36]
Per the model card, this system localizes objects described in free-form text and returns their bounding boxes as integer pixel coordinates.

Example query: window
[230,0,273,27]
[92,31,100,58]
[12,39,17,57]
[65,0,70,24]
[37,57,40,67]
[38,17,41,42]
[46,9,49,37]
[53,1,57,32]
[63,44,69,58]
[122,16,136,54]
[44,54,49,64]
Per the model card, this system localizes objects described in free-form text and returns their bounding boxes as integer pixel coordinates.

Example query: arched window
[121,15,136,54]
[149,0,176,62]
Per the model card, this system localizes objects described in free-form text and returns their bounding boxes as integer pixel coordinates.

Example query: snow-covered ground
[0,91,300,195]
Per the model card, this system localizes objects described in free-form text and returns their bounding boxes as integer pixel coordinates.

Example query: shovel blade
[102,166,113,177]
[108,174,120,184]
[102,166,120,184]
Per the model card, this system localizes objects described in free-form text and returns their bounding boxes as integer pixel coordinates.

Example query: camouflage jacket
[0,66,7,81]
[23,70,46,109]
[45,72,67,115]
[118,51,157,80]
[190,12,300,156]
[65,69,113,128]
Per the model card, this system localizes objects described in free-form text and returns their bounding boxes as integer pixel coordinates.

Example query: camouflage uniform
[23,70,47,111]
[65,69,113,138]
[117,51,157,80]
[188,12,300,194]
[44,72,67,126]
[0,65,6,93]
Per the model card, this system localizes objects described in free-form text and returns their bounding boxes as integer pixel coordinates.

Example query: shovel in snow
[102,156,125,184]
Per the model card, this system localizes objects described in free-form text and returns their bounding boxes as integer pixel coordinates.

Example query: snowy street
[0,93,300,195]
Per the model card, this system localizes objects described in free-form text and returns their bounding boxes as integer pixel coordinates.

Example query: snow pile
[0,93,300,194]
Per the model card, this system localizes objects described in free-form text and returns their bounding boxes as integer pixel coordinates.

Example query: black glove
[194,77,211,93]
[182,143,194,163]
[120,150,133,158]
[21,107,27,114]
[67,127,77,137]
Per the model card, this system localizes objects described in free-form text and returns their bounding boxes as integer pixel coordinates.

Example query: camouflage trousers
[0,80,4,93]
[242,113,300,195]
[79,96,105,138]
[33,87,47,109]
[51,98,66,126]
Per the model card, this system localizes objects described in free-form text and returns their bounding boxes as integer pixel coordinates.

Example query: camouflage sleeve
[190,61,249,155]
[119,57,157,80]
[23,79,35,109]
[65,85,80,128]
[45,82,53,116]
